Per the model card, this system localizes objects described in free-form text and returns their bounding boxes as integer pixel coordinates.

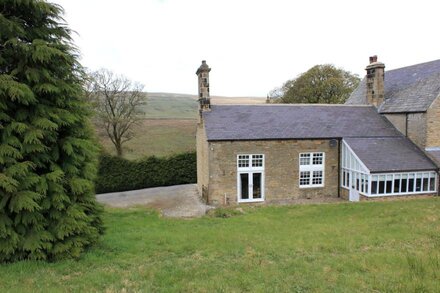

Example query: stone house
[196,58,440,205]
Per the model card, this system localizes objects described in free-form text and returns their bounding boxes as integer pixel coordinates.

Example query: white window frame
[237,154,265,203]
[299,152,325,188]
[341,140,438,197]
[368,171,437,197]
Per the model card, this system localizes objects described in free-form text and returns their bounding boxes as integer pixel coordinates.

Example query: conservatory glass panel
[429,174,436,191]
[371,175,378,195]
[422,173,429,192]
[386,175,393,194]
[408,174,415,192]
[401,174,408,193]
[378,175,386,194]
[415,173,422,192]
[394,174,401,193]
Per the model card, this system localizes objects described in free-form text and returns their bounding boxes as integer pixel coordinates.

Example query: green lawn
[1,198,440,292]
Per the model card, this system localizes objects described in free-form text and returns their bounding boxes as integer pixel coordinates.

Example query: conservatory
[341,138,438,197]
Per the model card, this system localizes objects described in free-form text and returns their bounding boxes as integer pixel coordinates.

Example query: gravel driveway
[96,184,211,218]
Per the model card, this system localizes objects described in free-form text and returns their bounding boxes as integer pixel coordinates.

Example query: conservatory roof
[427,150,440,167]
[344,137,438,173]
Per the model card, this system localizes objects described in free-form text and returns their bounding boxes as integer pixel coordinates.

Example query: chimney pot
[369,55,378,64]
[365,55,385,108]
[196,60,211,112]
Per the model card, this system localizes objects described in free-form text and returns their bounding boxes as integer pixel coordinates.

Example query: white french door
[239,172,264,202]
[237,154,265,203]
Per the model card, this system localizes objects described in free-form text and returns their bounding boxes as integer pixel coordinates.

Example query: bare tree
[86,69,146,157]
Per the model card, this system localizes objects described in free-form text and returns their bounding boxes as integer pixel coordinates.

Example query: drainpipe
[405,113,409,137]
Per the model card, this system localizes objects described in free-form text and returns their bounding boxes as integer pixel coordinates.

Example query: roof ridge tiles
[386,59,440,73]
[211,104,374,107]
[346,58,440,113]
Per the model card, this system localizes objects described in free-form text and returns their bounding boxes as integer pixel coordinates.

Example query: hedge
[95,152,197,194]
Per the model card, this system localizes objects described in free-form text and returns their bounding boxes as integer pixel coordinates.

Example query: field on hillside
[142,93,198,119]
[1,198,439,292]
[97,119,197,160]
[141,93,266,119]
[95,92,265,159]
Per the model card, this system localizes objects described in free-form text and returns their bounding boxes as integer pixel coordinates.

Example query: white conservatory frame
[341,140,438,197]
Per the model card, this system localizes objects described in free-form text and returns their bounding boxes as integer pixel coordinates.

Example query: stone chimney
[365,55,385,107]
[196,60,211,111]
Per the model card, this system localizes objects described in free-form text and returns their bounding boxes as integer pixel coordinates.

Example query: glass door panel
[240,173,249,199]
[252,173,262,199]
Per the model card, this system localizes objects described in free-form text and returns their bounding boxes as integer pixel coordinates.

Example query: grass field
[97,119,197,160]
[2,198,439,292]
[95,92,265,159]
[142,92,266,120]
[142,93,199,119]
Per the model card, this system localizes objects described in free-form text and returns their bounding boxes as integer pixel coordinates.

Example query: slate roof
[346,59,440,113]
[203,105,400,141]
[344,137,438,172]
[427,151,440,168]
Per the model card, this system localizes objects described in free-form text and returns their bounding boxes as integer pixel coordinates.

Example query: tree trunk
[115,140,123,157]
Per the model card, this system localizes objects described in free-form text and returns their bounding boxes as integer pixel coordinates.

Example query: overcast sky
[52,0,440,97]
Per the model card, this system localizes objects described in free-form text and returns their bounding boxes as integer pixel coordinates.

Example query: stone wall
[340,187,349,200]
[339,187,436,201]
[426,97,440,148]
[407,113,427,149]
[196,122,209,200]
[383,113,429,149]
[360,194,435,201]
[383,100,440,150]
[384,114,406,135]
[206,139,340,205]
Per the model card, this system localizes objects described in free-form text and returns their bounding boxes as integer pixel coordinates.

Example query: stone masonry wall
[206,139,340,205]
[196,122,209,199]
[407,113,427,149]
[384,114,406,135]
[426,97,440,148]
[340,187,349,200]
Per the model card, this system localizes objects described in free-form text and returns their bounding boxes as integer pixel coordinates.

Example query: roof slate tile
[204,105,400,141]
[346,59,440,113]
[344,137,437,172]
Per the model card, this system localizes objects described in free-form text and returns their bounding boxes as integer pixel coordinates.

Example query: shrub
[95,152,197,193]
[207,207,245,218]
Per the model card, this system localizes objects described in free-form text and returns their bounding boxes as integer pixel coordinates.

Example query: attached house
[196,58,440,205]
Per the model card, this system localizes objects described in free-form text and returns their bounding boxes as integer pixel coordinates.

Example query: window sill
[299,185,324,189]
[238,198,265,203]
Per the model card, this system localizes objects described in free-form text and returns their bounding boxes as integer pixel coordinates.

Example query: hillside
[142,92,266,119]
[96,92,266,159]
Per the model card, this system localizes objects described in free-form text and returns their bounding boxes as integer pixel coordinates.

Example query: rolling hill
[96,92,266,158]
[142,92,266,119]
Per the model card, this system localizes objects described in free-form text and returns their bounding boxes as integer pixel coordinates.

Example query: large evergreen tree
[0,0,103,262]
